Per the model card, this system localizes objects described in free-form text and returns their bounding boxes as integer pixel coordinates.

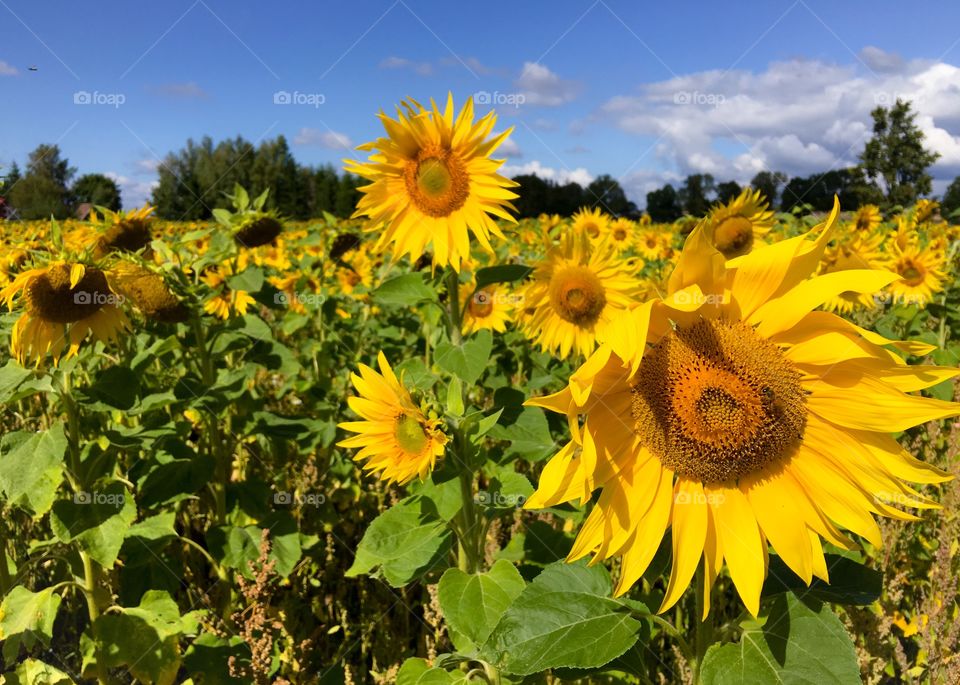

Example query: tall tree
[586,174,637,216]
[749,171,787,207]
[646,184,683,222]
[860,99,940,207]
[7,144,76,219]
[0,162,21,196]
[72,173,122,211]
[942,176,960,224]
[679,174,715,216]
[714,180,742,205]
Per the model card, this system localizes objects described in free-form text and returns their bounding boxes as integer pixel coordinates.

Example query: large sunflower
[706,188,775,259]
[884,244,947,307]
[1,260,129,366]
[518,228,640,359]
[338,352,448,484]
[345,95,518,272]
[525,199,957,617]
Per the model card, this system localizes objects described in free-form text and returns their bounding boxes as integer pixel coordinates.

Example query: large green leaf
[372,273,437,307]
[762,553,882,605]
[488,406,556,462]
[346,497,453,587]
[435,329,493,385]
[3,658,73,685]
[700,593,860,685]
[0,586,62,662]
[0,426,66,517]
[438,559,526,653]
[396,658,467,684]
[50,481,137,567]
[206,512,303,578]
[474,264,533,290]
[482,561,644,675]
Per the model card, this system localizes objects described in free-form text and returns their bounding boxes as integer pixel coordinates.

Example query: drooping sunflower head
[526,198,957,617]
[345,94,519,272]
[518,230,640,359]
[0,259,130,366]
[112,262,188,323]
[852,204,882,233]
[706,188,775,259]
[89,204,156,255]
[213,186,285,249]
[338,352,448,484]
[571,207,611,241]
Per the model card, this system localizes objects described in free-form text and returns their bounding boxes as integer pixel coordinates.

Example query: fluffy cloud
[515,63,581,106]
[498,137,522,158]
[596,54,960,184]
[105,172,158,209]
[0,61,18,76]
[502,160,593,186]
[293,128,353,149]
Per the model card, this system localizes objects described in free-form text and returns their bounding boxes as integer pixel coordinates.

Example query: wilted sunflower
[338,351,448,484]
[519,228,640,359]
[852,204,882,233]
[91,204,155,255]
[112,262,188,323]
[571,207,610,241]
[461,283,515,335]
[706,188,775,259]
[345,94,518,271]
[819,233,885,314]
[525,199,957,617]
[884,244,946,307]
[1,260,129,366]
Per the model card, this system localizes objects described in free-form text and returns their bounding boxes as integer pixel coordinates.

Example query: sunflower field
[1,96,959,685]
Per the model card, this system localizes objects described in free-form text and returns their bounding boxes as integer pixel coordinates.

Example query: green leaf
[435,329,493,385]
[50,482,137,567]
[182,632,249,685]
[0,360,33,403]
[446,376,465,417]
[438,559,526,653]
[226,266,264,293]
[762,553,883,605]
[700,593,860,685]
[4,658,73,684]
[0,586,62,662]
[396,658,467,684]
[372,273,437,307]
[207,513,303,578]
[474,264,533,290]
[488,406,556,462]
[482,561,643,675]
[0,426,67,517]
[211,208,233,226]
[347,497,453,587]
[84,366,141,410]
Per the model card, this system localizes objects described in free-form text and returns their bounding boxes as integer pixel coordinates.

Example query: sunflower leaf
[474,264,533,290]
[434,329,492,385]
[761,553,883,605]
[437,559,526,654]
[372,273,437,307]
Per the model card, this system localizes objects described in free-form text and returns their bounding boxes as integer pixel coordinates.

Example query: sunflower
[571,207,610,241]
[461,283,514,335]
[914,199,939,224]
[201,266,255,320]
[0,260,130,366]
[608,218,636,252]
[338,351,448,484]
[345,94,518,272]
[638,230,664,260]
[852,204,882,233]
[112,262,188,323]
[818,233,886,314]
[884,244,946,307]
[525,199,957,617]
[706,189,775,259]
[518,228,640,359]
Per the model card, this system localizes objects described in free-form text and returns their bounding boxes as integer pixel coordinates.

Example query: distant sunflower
[608,218,636,252]
[0,260,129,366]
[461,283,514,335]
[92,205,155,254]
[706,189,775,259]
[338,351,447,484]
[345,94,518,271]
[201,267,255,320]
[885,244,946,307]
[914,199,939,224]
[819,233,885,314]
[638,230,664,260]
[852,204,882,233]
[518,228,640,359]
[525,199,957,617]
[571,207,610,241]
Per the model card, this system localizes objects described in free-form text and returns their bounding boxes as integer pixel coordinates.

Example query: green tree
[72,173,121,211]
[646,184,683,222]
[334,174,361,217]
[942,176,960,224]
[586,174,637,216]
[679,174,715,216]
[749,171,787,207]
[860,99,940,207]
[7,144,75,219]
[714,180,742,204]
[780,167,883,213]
[0,162,21,196]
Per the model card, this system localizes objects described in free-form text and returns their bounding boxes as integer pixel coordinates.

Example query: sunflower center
[631,318,806,484]
[469,290,495,318]
[856,216,871,231]
[583,222,600,237]
[713,216,754,258]
[394,413,429,455]
[404,147,470,217]
[549,266,607,326]
[24,264,113,324]
[899,261,925,286]
[613,228,628,241]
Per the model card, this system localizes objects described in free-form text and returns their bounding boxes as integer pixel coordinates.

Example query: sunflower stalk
[692,565,715,684]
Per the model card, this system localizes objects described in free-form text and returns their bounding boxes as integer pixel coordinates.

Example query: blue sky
[3,0,960,207]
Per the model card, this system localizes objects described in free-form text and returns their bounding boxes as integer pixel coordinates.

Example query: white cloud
[105,172,158,209]
[293,127,353,149]
[498,137,522,158]
[0,60,18,76]
[515,62,581,106]
[502,160,593,186]
[379,56,433,76]
[596,57,960,184]
[134,158,160,174]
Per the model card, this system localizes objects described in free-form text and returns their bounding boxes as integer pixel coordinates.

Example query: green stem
[0,528,11,595]
[445,269,462,345]
[190,313,228,524]
[692,566,715,684]
[457,468,479,573]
